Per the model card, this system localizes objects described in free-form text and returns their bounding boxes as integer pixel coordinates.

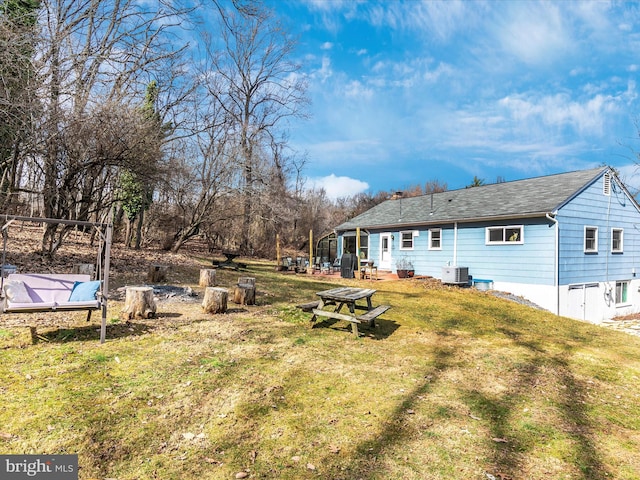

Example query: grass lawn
[1,261,640,479]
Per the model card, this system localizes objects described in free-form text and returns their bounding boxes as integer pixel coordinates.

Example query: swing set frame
[1,215,113,343]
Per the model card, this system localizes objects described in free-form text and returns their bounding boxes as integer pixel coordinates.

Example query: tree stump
[121,286,157,320]
[147,264,169,283]
[233,283,255,306]
[73,263,95,279]
[199,269,217,287]
[202,287,228,314]
[238,276,255,287]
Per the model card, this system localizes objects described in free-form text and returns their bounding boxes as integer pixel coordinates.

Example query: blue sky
[265,0,640,199]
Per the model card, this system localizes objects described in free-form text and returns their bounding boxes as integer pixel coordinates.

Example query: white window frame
[428,228,442,250]
[584,226,598,253]
[615,280,629,305]
[611,228,623,253]
[399,230,418,250]
[485,225,524,245]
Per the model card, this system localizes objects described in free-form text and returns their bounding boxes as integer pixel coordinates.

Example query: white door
[567,284,599,321]
[379,233,392,269]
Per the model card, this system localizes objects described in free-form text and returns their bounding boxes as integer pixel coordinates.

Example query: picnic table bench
[297,287,391,336]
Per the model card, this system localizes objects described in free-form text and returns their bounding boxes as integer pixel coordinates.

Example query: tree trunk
[135,208,144,250]
[124,216,134,248]
[147,264,168,283]
[73,263,95,278]
[238,276,255,287]
[233,283,255,306]
[121,286,157,319]
[170,223,200,253]
[199,269,217,287]
[202,287,228,314]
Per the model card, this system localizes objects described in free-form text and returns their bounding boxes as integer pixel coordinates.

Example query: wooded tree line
[0,0,447,259]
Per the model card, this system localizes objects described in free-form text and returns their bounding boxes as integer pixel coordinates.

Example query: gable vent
[603,172,611,196]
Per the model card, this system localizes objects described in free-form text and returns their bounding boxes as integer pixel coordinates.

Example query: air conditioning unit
[441,266,469,285]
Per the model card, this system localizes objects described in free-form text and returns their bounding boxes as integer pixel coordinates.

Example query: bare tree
[424,179,448,193]
[203,0,308,254]
[30,0,192,256]
[164,96,237,253]
[0,0,40,209]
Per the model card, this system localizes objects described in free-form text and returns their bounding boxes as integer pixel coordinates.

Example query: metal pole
[100,217,113,344]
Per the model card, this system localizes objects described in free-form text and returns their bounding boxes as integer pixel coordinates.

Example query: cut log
[202,287,228,314]
[121,286,157,320]
[237,276,255,287]
[233,283,255,306]
[73,263,95,279]
[147,264,169,283]
[199,268,217,287]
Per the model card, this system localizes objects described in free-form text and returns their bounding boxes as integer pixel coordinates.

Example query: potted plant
[395,257,414,278]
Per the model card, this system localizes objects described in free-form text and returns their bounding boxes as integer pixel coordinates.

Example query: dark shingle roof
[335,167,607,231]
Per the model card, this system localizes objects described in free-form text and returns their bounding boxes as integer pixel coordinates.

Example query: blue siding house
[334,167,640,323]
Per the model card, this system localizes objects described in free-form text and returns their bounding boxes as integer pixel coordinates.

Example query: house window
[612,228,623,253]
[399,231,417,250]
[584,226,598,253]
[485,226,523,244]
[615,281,628,305]
[429,228,441,250]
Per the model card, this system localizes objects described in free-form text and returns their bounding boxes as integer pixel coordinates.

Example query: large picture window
[584,226,598,253]
[485,226,523,245]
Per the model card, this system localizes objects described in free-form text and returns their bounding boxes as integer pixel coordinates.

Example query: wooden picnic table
[297,286,390,336]
[213,251,245,270]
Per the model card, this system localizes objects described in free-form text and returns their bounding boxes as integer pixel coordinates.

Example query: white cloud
[431,93,615,170]
[321,41,333,50]
[368,0,470,42]
[572,1,613,33]
[312,55,333,82]
[299,0,365,33]
[344,80,373,99]
[423,62,454,83]
[619,22,633,32]
[307,174,369,200]
[365,56,449,90]
[305,138,383,166]
[499,92,620,136]
[624,80,638,103]
[497,3,572,66]
[617,164,640,193]
[302,0,361,13]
